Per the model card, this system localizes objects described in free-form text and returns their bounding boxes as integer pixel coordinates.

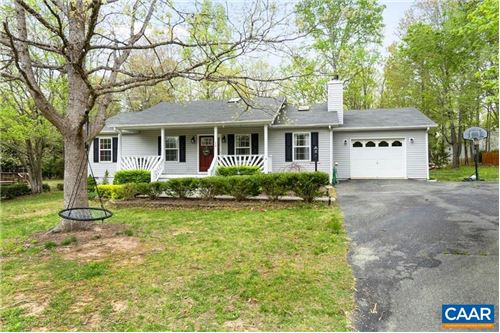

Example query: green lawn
[430,165,499,181]
[42,179,64,191]
[0,192,354,331]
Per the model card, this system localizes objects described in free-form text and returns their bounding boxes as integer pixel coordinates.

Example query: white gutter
[110,119,272,129]
[332,124,437,131]
[270,123,340,128]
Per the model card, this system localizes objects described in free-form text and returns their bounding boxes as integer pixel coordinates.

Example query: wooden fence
[0,172,29,185]
[482,151,499,165]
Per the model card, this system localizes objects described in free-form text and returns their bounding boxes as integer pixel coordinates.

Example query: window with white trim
[235,134,251,155]
[165,136,178,161]
[293,132,310,161]
[99,137,112,162]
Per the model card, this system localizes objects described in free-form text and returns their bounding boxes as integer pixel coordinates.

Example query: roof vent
[297,105,310,111]
[228,97,241,103]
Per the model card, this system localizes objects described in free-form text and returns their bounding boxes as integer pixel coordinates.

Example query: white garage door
[350,139,406,179]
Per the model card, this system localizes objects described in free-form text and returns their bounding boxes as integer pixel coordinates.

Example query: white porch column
[213,126,218,162]
[329,127,333,183]
[161,128,165,163]
[116,131,122,170]
[264,125,269,173]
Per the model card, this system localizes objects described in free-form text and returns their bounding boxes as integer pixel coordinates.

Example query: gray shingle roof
[340,107,436,129]
[106,97,285,128]
[273,103,339,127]
[104,98,435,130]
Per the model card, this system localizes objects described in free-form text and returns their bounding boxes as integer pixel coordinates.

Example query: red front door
[199,136,214,172]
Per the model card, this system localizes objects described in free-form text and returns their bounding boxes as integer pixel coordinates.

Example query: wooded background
[1,0,498,192]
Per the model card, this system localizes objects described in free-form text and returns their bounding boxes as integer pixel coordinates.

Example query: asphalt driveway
[337,180,499,331]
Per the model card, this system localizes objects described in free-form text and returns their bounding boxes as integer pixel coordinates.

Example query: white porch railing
[207,156,219,176]
[209,154,266,175]
[120,155,164,182]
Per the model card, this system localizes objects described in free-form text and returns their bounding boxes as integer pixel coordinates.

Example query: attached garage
[350,138,406,179]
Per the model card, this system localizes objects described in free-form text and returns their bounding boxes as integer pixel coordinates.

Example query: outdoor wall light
[191,136,196,144]
[410,137,415,144]
[343,139,348,145]
[222,135,226,143]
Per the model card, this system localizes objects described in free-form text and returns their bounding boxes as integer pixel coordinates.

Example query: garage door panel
[351,157,378,178]
[350,139,406,179]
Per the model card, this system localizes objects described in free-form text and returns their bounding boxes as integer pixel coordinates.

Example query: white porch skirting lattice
[208,154,265,175]
[218,154,264,168]
[120,155,163,181]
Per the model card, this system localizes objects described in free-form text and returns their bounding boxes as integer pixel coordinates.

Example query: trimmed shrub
[96,184,123,199]
[96,172,328,202]
[216,165,262,176]
[56,183,64,191]
[197,176,227,200]
[1,183,31,199]
[113,170,151,184]
[117,183,136,200]
[114,182,152,200]
[164,178,199,198]
[290,172,329,202]
[258,173,289,200]
[134,183,152,196]
[225,175,260,201]
[149,182,167,199]
[87,176,97,191]
[42,183,51,192]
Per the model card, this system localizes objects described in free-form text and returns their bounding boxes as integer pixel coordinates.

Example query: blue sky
[380,0,416,51]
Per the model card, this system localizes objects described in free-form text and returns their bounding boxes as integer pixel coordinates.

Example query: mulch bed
[110,197,331,209]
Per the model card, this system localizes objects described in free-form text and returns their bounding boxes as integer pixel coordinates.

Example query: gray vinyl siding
[332,129,428,179]
[89,126,428,180]
[268,128,331,174]
[218,127,265,155]
[88,135,117,182]
[89,127,265,178]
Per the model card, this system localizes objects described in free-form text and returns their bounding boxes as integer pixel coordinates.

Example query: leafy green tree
[179,0,238,100]
[1,0,295,232]
[0,82,60,193]
[286,0,384,107]
[380,0,498,167]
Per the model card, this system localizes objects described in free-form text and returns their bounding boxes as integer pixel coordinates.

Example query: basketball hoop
[463,127,488,181]
[463,127,488,142]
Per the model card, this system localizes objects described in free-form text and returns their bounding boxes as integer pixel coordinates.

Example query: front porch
[115,125,272,181]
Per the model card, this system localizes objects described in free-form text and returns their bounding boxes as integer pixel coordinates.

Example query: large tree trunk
[51,131,90,232]
[450,123,461,168]
[21,138,44,193]
[463,141,469,166]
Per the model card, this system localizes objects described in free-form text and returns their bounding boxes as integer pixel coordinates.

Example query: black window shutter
[311,132,319,161]
[251,133,259,154]
[93,138,99,163]
[179,136,186,162]
[227,134,235,155]
[285,133,292,162]
[112,137,118,162]
[158,136,161,156]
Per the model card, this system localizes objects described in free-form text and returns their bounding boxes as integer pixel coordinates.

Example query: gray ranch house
[90,78,436,182]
